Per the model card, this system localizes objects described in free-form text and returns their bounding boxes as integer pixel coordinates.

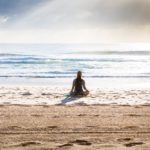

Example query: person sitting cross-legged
[70,71,89,96]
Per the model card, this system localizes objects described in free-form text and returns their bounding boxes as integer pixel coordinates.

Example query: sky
[0,0,150,43]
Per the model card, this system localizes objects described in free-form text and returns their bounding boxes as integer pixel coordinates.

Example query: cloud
[0,0,47,15]
[9,0,150,30]
[0,15,9,24]
[0,0,150,43]
[94,0,150,26]
[0,0,48,27]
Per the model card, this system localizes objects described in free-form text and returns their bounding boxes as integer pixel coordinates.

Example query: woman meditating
[70,71,89,96]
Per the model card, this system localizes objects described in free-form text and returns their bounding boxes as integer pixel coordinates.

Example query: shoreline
[0,85,150,105]
[1,77,150,89]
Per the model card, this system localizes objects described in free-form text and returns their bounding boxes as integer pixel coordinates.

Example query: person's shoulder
[82,79,85,82]
[73,79,76,82]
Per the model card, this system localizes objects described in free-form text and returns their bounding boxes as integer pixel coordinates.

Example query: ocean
[0,43,150,89]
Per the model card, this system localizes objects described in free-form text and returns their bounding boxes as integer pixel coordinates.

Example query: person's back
[70,71,89,96]
[74,78,84,94]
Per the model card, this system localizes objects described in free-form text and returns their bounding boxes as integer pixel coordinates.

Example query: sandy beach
[0,86,149,149]
[0,86,150,105]
[0,105,150,150]
[1,0,150,148]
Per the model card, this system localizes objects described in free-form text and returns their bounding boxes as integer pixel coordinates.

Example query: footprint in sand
[87,125,97,128]
[8,142,41,148]
[117,138,132,142]
[54,96,60,98]
[78,114,87,117]
[124,142,144,147]
[31,114,42,117]
[19,141,41,147]
[41,93,52,96]
[46,126,58,129]
[58,143,73,148]
[71,139,92,146]
[22,92,32,96]
[123,126,140,130]
[127,114,141,117]
[58,139,92,148]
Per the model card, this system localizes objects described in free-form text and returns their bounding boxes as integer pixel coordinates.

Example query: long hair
[77,71,82,80]
[76,71,82,86]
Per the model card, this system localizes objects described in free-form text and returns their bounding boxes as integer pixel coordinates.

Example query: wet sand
[0,105,150,150]
[0,86,150,105]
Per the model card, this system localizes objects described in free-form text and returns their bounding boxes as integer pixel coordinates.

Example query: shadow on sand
[61,95,83,105]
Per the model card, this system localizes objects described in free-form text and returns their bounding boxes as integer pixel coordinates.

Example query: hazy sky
[0,0,150,43]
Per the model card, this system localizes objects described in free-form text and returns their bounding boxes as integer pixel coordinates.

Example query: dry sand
[0,105,150,150]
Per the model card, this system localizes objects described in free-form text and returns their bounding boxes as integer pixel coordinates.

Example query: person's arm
[82,79,89,91]
[70,79,75,93]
